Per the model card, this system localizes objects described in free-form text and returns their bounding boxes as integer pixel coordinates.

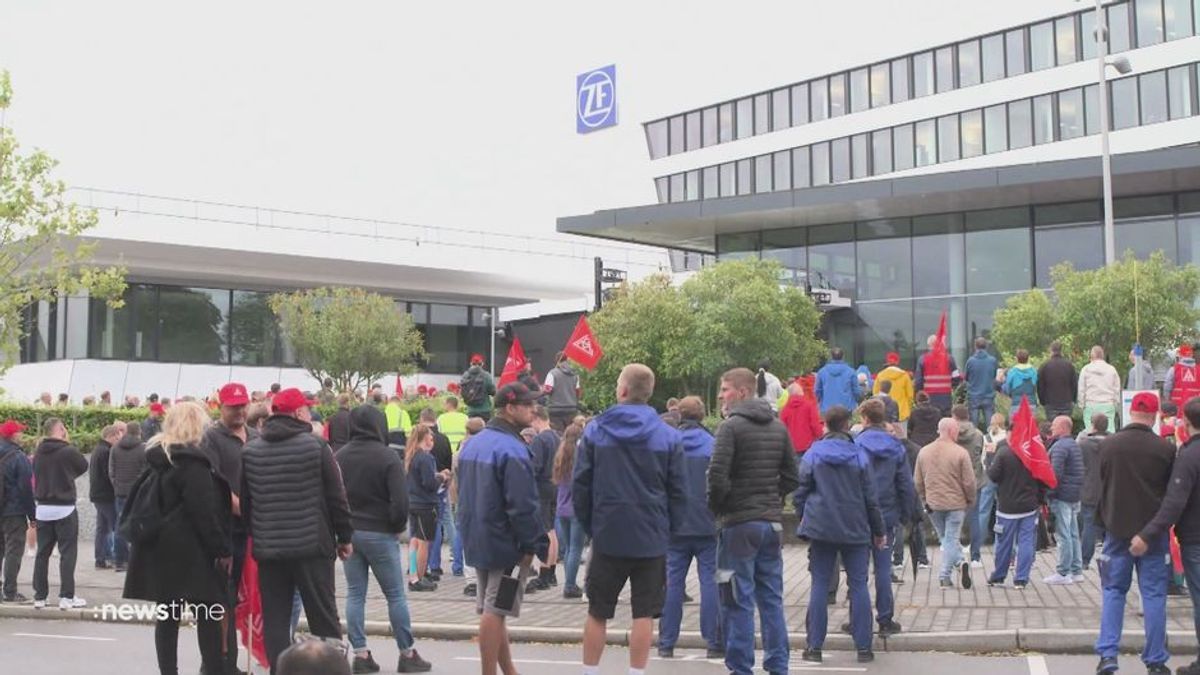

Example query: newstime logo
[93,600,226,622]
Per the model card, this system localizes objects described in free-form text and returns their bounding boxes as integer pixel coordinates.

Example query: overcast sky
[0,1,1086,243]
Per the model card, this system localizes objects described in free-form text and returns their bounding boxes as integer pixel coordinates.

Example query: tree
[270,287,426,393]
[0,70,125,374]
[990,252,1200,374]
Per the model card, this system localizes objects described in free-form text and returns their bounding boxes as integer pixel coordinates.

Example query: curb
[3,606,1195,655]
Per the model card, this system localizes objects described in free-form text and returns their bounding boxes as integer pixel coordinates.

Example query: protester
[276,640,351,675]
[240,388,353,671]
[0,420,34,603]
[1165,344,1200,412]
[1002,349,1039,410]
[977,413,1007,554]
[892,424,930,576]
[574,364,685,675]
[384,395,413,447]
[874,352,914,432]
[657,395,722,659]
[964,338,999,429]
[335,404,432,673]
[1093,392,1175,674]
[914,417,976,589]
[122,401,231,675]
[815,347,859,413]
[552,422,586,599]
[780,382,823,459]
[405,424,447,592]
[660,398,682,428]
[142,402,165,439]
[1127,348,1155,391]
[708,367,800,675]
[31,417,89,610]
[108,423,145,573]
[317,378,337,407]
[89,424,120,570]
[456,381,545,675]
[525,407,560,593]
[873,379,901,424]
[1044,415,1084,585]
[455,417,487,593]
[437,396,469,453]
[325,393,353,452]
[419,409,455,582]
[914,334,960,416]
[460,354,497,421]
[1078,413,1110,571]
[755,359,785,413]
[985,415,1046,589]
[795,405,885,664]
[1078,346,1122,429]
[544,352,581,431]
[952,405,986,568]
[1038,342,1078,419]
[907,391,941,449]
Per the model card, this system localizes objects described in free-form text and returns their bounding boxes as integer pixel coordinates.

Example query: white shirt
[35,504,75,521]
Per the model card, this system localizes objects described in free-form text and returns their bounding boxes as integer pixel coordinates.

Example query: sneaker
[429,567,444,578]
[1145,663,1170,675]
[890,572,905,584]
[857,650,875,663]
[1168,583,1187,596]
[2,592,29,603]
[525,576,548,593]
[425,570,442,583]
[94,561,111,570]
[970,560,984,569]
[351,651,381,674]
[397,650,432,673]
[1013,581,1028,590]
[542,569,558,587]
[939,578,954,589]
[463,582,477,597]
[918,561,930,569]
[408,578,437,592]
[960,561,973,589]
[705,648,724,659]
[452,570,465,578]
[562,585,583,599]
[1043,573,1074,585]
[657,647,674,659]
[800,648,822,663]
[58,596,86,610]
[1175,659,1200,675]
[1071,574,1085,583]
[986,578,1004,588]
[32,599,46,609]
[113,563,127,573]
[878,619,902,636]
[1095,656,1118,673]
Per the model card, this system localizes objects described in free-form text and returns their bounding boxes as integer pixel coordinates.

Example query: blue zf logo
[576,65,617,134]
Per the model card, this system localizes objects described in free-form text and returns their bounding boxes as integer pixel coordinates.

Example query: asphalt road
[0,617,1188,674]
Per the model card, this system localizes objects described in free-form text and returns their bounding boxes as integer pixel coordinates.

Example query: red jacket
[780,394,823,454]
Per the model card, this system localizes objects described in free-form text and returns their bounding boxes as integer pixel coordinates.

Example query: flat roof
[558,146,1200,253]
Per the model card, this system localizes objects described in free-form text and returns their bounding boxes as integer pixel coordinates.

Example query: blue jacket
[854,427,915,529]
[793,433,885,545]
[1048,434,1084,503]
[573,403,687,558]
[674,420,717,539]
[816,359,859,413]
[1003,364,1039,406]
[0,440,34,520]
[406,451,441,510]
[456,419,545,570]
[964,350,999,402]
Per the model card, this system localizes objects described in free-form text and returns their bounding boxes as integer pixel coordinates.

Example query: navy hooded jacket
[854,427,915,529]
[573,403,687,558]
[674,419,717,539]
[0,439,34,520]
[456,418,545,570]
[793,432,885,545]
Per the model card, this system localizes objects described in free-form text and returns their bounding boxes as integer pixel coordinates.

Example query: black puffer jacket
[707,398,800,527]
[108,435,148,498]
[240,415,353,561]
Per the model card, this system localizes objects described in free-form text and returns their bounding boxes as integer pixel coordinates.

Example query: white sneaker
[32,599,45,609]
[970,560,984,569]
[1042,574,1074,585]
[1071,574,1085,582]
[58,596,86,610]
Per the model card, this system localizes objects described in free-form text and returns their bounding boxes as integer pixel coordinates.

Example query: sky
[0,1,1089,245]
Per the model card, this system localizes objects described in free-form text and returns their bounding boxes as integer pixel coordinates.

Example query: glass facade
[644,0,1200,159]
[20,283,494,374]
[713,191,1200,367]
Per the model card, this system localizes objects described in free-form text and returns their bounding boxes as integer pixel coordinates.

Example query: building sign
[576,65,617,134]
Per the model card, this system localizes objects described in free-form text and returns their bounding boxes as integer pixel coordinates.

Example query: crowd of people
[3,335,1200,675]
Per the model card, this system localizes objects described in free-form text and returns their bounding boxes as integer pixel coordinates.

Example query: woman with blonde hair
[122,401,232,675]
[405,424,448,592]
[552,422,586,598]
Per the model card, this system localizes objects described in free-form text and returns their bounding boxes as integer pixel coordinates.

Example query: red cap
[428,387,439,397]
[271,388,317,414]
[417,384,429,395]
[470,354,484,364]
[1131,391,1160,414]
[885,352,900,365]
[0,419,26,438]
[149,403,165,415]
[219,382,250,407]
[1180,344,1194,358]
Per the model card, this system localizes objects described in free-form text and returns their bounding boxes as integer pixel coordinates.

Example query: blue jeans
[93,502,116,565]
[807,540,872,651]
[1180,543,1200,646]
[968,398,995,430]
[659,536,721,651]
[429,492,457,572]
[343,530,415,652]
[1096,533,1170,665]
[929,510,966,582]
[450,507,464,576]
[290,591,302,637]
[964,492,988,563]
[718,521,788,675]
[1080,505,1103,569]
[1050,500,1082,577]
[556,516,586,589]
[976,483,996,547]
[112,497,129,565]
[988,514,1037,584]
[871,532,894,624]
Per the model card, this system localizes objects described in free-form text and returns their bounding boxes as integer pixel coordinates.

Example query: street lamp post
[1089,0,1133,266]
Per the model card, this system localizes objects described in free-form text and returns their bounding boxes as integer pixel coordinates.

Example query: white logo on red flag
[572,335,595,357]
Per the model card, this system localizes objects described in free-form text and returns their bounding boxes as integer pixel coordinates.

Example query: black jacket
[1140,435,1200,545]
[33,438,88,506]
[335,406,409,534]
[430,429,453,473]
[240,415,353,560]
[707,398,800,527]
[326,407,352,452]
[908,403,942,448]
[1079,431,1109,507]
[123,443,231,605]
[108,435,147,498]
[1038,355,1078,409]
[529,428,560,499]
[89,440,115,503]
[200,423,257,495]
[987,440,1045,515]
[1097,423,1175,539]
[141,416,162,441]
[406,451,442,510]
[0,439,34,520]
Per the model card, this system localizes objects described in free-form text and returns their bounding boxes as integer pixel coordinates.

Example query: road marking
[454,656,863,671]
[1027,655,1050,675]
[12,632,116,642]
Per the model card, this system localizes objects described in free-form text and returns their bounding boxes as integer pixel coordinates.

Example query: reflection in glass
[232,290,282,366]
[982,34,1005,82]
[1169,66,1196,119]
[89,294,133,360]
[831,137,851,183]
[851,69,869,113]
[808,228,856,300]
[754,93,770,135]
[793,146,811,188]
[1056,16,1078,65]
[812,142,831,186]
[1009,99,1033,149]
[755,155,772,193]
[892,58,911,102]
[668,116,684,155]
[967,294,1013,352]
[1140,70,1169,124]
[871,63,890,108]
[1164,0,1194,39]
[1058,88,1085,140]
[913,52,934,98]
[984,104,1008,154]
[159,287,229,364]
[762,228,807,287]
[773,151,791,191]
[915,299,967,369]
[1085,83,1101,134]
[894,124,915,171]
[915,120,937,167]
[858,301,915,368]
[426,304,470,375]
[646,120,667,159]
[961,110,983,158]
[1137,0,1165,45]
[655,177,668,203]
[856,221,913,300]
[719,162,736,196]
[717,233,759,260]
[1081,9,1098,60]
[1116,216,1178,260]
[965,209,1032,293]
[958,40,981,87]
[1033,95,1055,145]
[1034,202,1104,285]
[792,84,810,125]
[1030,21,1055,71]
[829,73,847,117]
[737,159,753,195]
[736,98,753,139]
[772,88,791,131]
[811,78,829,121]
[912,215,966,296]
[852,134,869,179]
[669,174,684,203]
[1109,2,1133,52]
[685,170,700,200]
[685,112,701,151]
[938,115,960,162]
[1006,29,1028,76]
[719,102,734,143]
[1111,77,1140,129]
[702,107,718,147]
[935,47,955,93]
[702,167,718,200]
[872,129,893,175]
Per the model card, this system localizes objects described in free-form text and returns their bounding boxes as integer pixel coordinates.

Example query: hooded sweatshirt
[794,432,885,545]
[956,423,986,487]
[335,405,409,534]
[674,419,718,538]
[855,427,915,528]
[1003,363,1039,406]
[815,359,859,413]
[0,438,34,520]
[780,393,823,453]
[573,403,687,558]
[33,438,88,506]
[708,398,801,527]
[873,366,914,420]
[1078,359,1121,408]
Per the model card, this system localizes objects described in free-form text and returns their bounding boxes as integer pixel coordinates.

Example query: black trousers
[33,511,78,600]
[549,409,577,433]
[155,613,222,675]
[1,515,27,598]
[258,556,341,673]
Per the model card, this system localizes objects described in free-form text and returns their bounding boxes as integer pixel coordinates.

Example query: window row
[18,284,494,374]
[654,62,1199,203]
[645,0,1199,159]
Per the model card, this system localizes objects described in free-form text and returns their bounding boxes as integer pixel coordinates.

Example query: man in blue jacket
[963,337,999,430]
[1044,415,1085,585]
[456,382,546,675]
[795,405,886,664]
[657,396,722,660]
[0,420,35,603]
[574,364,686,675]
[815,348,860,414]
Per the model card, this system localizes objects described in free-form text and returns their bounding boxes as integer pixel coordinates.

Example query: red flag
[236,538,269,669]
[928,311,950,379]
[395,375,404,398]
[1010,396,1058,489]
[562,316,603,370]
[498,337,528,387]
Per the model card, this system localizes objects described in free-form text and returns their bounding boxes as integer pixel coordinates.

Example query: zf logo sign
[577,65,617,134]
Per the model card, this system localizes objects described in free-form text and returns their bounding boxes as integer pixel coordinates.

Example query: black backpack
[118,458,182,545]
[461,369,488,406]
